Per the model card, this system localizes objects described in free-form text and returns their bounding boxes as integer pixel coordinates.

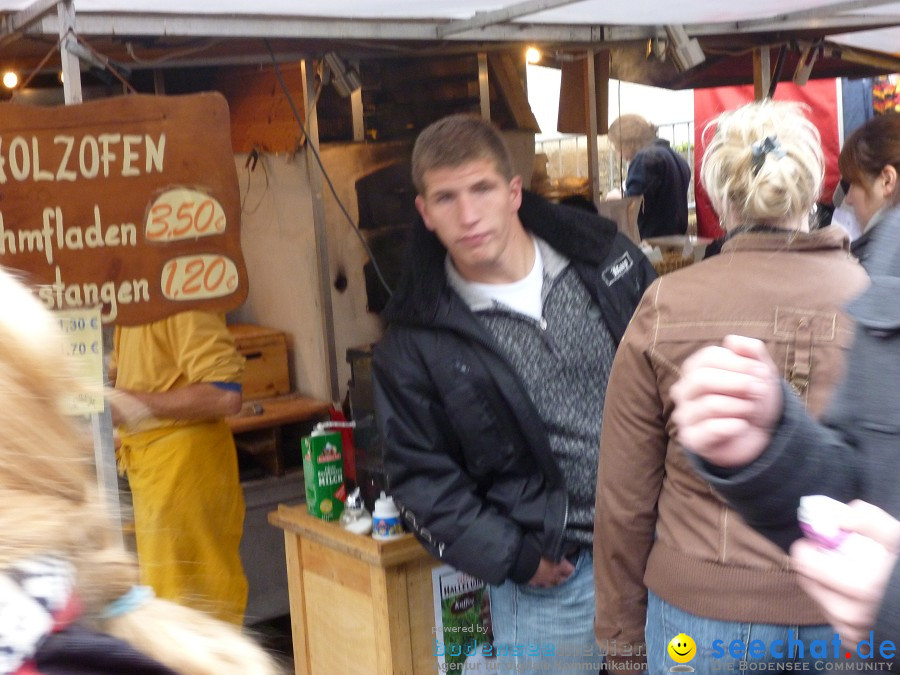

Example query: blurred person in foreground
[670,111,900,670]
[373,114,655,674]
[595,100,867,673]
[606,114,692,240]
[0,267,278,675]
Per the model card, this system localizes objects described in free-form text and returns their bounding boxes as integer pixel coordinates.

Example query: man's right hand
[670,335,783,468]
[528,557,575,587]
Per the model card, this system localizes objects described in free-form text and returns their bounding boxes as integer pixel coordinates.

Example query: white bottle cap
[373,491,399,518]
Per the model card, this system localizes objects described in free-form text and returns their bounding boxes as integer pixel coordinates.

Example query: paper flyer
[432,565,493,671]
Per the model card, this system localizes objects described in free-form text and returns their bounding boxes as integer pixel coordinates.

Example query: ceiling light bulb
[526,47,541,64]
[3,71,18,89]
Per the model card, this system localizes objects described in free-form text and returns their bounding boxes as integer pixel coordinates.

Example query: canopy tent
[0,0,897,91]
[0,0,895,407]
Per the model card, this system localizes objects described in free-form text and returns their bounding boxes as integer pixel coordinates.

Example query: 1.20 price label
[161,254,239,301]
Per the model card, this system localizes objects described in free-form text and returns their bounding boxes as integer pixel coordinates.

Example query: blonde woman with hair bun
[594,100,868,673]
[700,100,824,233]
[0,267,279,675]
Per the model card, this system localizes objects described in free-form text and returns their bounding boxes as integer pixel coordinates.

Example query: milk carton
[301,427,346,521]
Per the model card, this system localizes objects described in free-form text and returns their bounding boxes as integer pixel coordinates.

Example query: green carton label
[301,431,345,521]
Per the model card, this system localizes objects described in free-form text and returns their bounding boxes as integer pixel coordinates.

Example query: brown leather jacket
[593,226,868,651]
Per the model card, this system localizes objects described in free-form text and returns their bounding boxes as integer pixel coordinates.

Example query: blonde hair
[700,100,824,231]
[0,267,279,675]
[608,114,658,154]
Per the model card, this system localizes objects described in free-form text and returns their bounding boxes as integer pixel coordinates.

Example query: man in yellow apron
[113,310,247,624]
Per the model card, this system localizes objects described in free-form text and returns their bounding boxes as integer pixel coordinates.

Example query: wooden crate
[228,324,291,400]
[269,505,441,675]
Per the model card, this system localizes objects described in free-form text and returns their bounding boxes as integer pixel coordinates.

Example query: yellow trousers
[119,420,248,624]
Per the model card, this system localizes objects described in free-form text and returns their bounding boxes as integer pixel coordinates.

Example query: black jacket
[625,139,691,239]
[373,191,656,585]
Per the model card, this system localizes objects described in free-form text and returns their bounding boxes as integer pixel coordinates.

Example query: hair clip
[100,585,154,619]
[750,136,785,176]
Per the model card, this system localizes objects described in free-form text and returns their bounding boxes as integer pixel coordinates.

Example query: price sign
[0,93,247,325]
[55,307,104,415]
[145,189,227,241]
[161,254,239,300]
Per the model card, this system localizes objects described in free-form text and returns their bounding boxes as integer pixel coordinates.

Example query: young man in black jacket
[373,114,655,673]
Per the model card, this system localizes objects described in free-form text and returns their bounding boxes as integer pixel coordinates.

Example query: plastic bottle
[371,491,404,540]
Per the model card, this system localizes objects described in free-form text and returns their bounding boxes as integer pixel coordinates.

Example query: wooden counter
[226,394,331,435]
[227,394,331,475]
[269,505,440,675]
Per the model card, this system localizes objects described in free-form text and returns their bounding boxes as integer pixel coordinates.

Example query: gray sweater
[448,238,615,545]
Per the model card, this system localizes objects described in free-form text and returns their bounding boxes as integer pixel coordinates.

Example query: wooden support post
[350,59,364,141]
[753,47,771,101]
[301,59,340,402]
[478,52,491,120]
[586,50,609,205]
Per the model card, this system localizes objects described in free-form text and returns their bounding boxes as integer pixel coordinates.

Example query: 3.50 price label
[161,254,239,301]
[145,188,227,241]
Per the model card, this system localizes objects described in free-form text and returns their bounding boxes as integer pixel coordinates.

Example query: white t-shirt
[464,239,544,320]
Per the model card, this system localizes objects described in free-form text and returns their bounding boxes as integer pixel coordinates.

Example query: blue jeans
[489,548,600,674]
[645,590,834,674]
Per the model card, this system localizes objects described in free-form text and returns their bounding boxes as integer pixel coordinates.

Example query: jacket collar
[383,190,617,325]
[444,236,570,313]
[721,225,851,254]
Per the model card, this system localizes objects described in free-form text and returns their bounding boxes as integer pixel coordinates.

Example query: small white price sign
[54,307,104,415]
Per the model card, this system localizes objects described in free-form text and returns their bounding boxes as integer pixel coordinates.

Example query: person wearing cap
[607,114,692,240]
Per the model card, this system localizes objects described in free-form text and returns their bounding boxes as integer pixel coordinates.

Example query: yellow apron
[119,420,248,624]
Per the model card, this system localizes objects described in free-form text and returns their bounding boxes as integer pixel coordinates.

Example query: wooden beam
[0,0,59,46]
[487,52,540,132]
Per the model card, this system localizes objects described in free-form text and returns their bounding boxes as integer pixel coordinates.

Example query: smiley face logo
[667,633,696,664]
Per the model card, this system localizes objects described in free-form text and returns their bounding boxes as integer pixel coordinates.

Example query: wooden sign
[0,92,248,325]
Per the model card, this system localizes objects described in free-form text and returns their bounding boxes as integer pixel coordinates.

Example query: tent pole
[586,49,603,205]
[59,1,123,546]
[58,0,82,104]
